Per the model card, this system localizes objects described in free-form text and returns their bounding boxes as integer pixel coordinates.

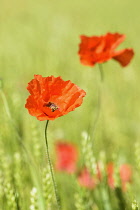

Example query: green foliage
[132,199,139,210]
[30,187,38,210]
[42,167,54,209]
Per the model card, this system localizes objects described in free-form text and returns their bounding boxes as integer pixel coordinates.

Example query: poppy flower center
[45,102,59,112]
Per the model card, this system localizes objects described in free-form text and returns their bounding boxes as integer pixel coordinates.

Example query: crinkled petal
[25,95,43,117]
[25,75,86,121]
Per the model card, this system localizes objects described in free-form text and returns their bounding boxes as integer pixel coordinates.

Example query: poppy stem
[44,120,61,210]
[98,64,104,82]
[89,64,103,135]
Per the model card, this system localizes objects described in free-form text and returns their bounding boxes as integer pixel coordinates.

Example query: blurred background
[0,0,140,209]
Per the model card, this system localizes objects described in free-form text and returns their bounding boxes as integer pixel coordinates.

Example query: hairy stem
[44,120,60,209]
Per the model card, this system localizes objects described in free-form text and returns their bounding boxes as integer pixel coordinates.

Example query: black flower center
[45,102,58,112]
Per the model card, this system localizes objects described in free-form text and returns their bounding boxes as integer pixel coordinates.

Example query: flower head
[107,162,115,189]
[107,163,132,191]
[78,33,134,67]
[78,168,97,189]
[25,75,86,121]
[120,164,132,191]
[55,142,78,173]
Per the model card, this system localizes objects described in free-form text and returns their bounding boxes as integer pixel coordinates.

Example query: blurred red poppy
[107,163,132,191]
[120,164,132,191]
[107,163,115,189]
[78,33,134,67]
[25,75,86,121]
[78,168,97,189]
[55,142,78,173]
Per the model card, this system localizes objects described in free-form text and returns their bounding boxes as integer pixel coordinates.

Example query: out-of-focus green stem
[89,64,104,135]
[0,88,33,160]
[98,64,104,82]
[0,89,12,120]
[115,187,127,210]
[0,87,45,210]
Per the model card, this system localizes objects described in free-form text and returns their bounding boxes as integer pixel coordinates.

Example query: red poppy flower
[96,163,102,181]
[107,163,115,189]
[25,75,86,121]
[55,142,78,173]
[120,164,132,191]
[107,163,132,191]
[78,33,134,67]
[78,168,97,189]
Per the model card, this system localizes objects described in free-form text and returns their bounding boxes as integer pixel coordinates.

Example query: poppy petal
[105,33,125,51]
[113,49,134,67]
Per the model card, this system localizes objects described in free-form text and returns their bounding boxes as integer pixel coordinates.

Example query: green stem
[98,64,104,82]
[89,64,104,136]
[92,85,101,133]
[44,120,61,210]
[92,64,104,130]
[93,63,105,131]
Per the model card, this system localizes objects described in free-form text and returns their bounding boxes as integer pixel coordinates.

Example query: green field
[0,0,140,209]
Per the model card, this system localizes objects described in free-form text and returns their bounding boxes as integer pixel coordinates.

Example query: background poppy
[78,33,134,67]
[55,142,78,173]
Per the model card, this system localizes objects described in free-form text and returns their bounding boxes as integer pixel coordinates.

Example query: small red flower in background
[78,163,102,189]
[78,168,97,189]
[25,75,86,121]
[107,163,132,191]
[120,164,132,191]
[78,33,134,67]
[107,163,115,189]
[96,163,102,181]
[55,142,78,173]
